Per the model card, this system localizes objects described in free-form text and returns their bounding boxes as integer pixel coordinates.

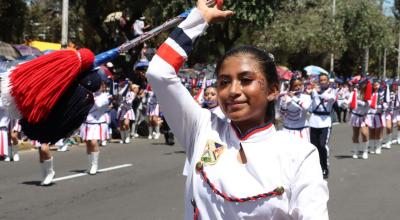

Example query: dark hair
[215,45,279,122]
[319,73,329,80]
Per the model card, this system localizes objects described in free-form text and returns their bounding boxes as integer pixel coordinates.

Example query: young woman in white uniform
[348,79,370,159]
[203,86,225,119]
[80,82,110,174]
[382,82,396,149]
[279,77,312,141]
[146,86,161,139]
[117,83,136,143]
[146,1,328,219]
[0,99,11,161]
[366,81,385,154]
[8,119,21,161]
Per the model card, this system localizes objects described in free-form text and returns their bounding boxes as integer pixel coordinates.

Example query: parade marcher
[80,82,110,175]
[131,61,149,137]
[146,85,161,139]
[0,99,11,161]
[348,77,371,159]
[203,85,225,119]
[366,80,385,155]
[382,81,395,149]
[309,73,337,179]
[35,142,55,186]
[8,119,21,161]
[146,1,328,219]
[336,83,350,123]
[279,75,312,141]
[117,81,136,143]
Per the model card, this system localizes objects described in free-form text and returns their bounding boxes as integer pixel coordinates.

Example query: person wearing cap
[131,61,149,137]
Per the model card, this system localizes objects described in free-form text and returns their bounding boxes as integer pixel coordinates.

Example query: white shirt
[309,88,336,128]
[280,93,311,129]
[0,101,10,128]
[146,8,329,220]
[336,87,350,108]
[85,92,109,124]
[133,19,145,35]
[347,90,369,116]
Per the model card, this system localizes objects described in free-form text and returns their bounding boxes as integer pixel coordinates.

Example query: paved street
[0,123,400,220]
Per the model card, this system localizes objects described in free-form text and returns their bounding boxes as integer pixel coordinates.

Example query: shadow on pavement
[334,155,353,159]
[69,169,87,173]
[21,180,55,187]
[163,150,185,155]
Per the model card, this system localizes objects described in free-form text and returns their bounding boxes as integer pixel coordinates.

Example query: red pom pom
[10,48,94,123]
[350,89,357,110]
[364,80,372,101]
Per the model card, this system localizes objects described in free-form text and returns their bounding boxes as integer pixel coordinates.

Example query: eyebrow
[218,71,257,78]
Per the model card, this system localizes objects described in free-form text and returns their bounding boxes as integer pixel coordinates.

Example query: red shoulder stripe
[156,43,185,73]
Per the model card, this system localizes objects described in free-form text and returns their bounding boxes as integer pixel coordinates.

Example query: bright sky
[384,0,394,16]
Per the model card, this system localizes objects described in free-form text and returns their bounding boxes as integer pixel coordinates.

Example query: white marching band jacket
[146,8,328,220]
[280,93,312,129]
[309,88,336,128]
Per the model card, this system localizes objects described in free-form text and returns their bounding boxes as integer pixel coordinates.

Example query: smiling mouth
[227,102,247,110]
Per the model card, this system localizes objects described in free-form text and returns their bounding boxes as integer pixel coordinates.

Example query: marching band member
[117,82,136,143]
[336,83,350,123]
[279,75,312,141]
[146,1,328,219]
[203,85,225,119]
[146,85,161,139]
[366,80,385,155]
[80,82,110,175]
[382,81,395,149]
[309,73,337,179]
[9,119,21,161]
[348,77,370,159]
[394,81,400,144]
[38,143,55,185]
[0,99,11,161]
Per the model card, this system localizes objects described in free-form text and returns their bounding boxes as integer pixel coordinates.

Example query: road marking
[52,163,133,182]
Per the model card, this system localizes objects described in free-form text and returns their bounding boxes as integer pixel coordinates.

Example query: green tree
[0,0,27,43]
[340,0,394,75]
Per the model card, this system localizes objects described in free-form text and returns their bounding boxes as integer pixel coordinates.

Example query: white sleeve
[289,95,311,111]
[146,8,210,153]
[320,88,336,102]
[289,147,329,220]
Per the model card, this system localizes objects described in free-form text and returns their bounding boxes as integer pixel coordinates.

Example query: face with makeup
[216,51,279,132]
[204,87,218,109]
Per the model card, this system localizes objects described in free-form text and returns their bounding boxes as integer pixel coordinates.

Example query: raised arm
[146,3,233,152]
